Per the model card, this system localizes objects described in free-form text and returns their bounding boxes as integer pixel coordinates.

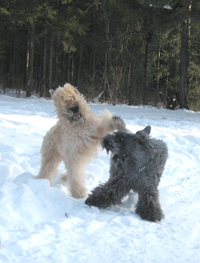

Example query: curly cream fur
[37,83,125,198]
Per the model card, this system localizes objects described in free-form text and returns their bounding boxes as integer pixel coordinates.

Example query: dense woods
[0,0,200,110]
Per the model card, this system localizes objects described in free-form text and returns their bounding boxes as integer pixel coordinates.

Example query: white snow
[0,94,200,263]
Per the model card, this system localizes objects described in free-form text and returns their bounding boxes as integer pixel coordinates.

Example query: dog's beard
[111,150,128,166]
[70,112,84,124]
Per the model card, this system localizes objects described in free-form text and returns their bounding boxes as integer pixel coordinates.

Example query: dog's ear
[143,126,151,135]
[135,126,151,146]
[101,134,115,153]
[74,87,79,93]
[136,126,151,135]
[49,89,55,99]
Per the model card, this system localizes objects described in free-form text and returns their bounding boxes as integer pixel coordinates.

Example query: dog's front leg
[97,111,126,137]
[38,144,62,182]
[85,174,131,209]
[64,161,87,199]
[136,188,164,222]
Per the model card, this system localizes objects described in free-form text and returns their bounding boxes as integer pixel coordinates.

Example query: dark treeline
[0,0,200,110]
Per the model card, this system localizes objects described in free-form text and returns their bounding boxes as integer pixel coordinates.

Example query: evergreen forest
[0,0,200,110]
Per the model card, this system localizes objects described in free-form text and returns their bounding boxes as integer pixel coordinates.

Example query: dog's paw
[101,134,114,153]
[112,116,126,131]
[136,205,164,222]
[85,194,101,208]
[70,185,87,199]
[85,195,94,206]
[85,194,111,209]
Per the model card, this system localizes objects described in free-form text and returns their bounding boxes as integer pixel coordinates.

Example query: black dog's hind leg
[135,188,164,222]
[85,175,131,209]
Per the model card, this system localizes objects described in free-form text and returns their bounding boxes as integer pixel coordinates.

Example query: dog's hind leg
[64,161,87,199]
[135,188,164,222]
[85,175,131,209]
[37,147,62,182]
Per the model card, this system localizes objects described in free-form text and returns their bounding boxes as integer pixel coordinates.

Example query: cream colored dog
[37,83,126,198]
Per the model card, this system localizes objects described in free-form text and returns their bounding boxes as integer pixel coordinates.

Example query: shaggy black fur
[85,126,168,222]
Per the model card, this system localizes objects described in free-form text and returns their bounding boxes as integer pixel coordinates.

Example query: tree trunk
[156,48,161,105]
[92,9,96,88]
[67,53,70,82]
[71,52,74,84]
[92,49,96,86]
[77,45,83,86]
[48,32,53,93]
[143,32,153,105]
[102,0,111,74]
[179,2,191,110]
[42,33,47,97]
[8,37,15,89]
[26,22,35,97]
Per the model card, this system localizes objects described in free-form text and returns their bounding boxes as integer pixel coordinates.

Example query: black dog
[85,126,168,222]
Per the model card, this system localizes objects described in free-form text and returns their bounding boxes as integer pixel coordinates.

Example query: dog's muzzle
[70,104,79,113]
[69,104,83,123]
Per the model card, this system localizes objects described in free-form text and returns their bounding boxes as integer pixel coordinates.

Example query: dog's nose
[70,105,79,113]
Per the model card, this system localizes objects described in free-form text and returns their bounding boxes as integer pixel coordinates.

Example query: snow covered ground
[0,94,200,263]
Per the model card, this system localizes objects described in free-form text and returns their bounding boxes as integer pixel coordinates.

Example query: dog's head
[52,83,88,124]
[101,126,157,170]
[102,126,151,153]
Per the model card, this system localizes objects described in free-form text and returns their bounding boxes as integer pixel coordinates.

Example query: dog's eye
[112,153,119,160]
